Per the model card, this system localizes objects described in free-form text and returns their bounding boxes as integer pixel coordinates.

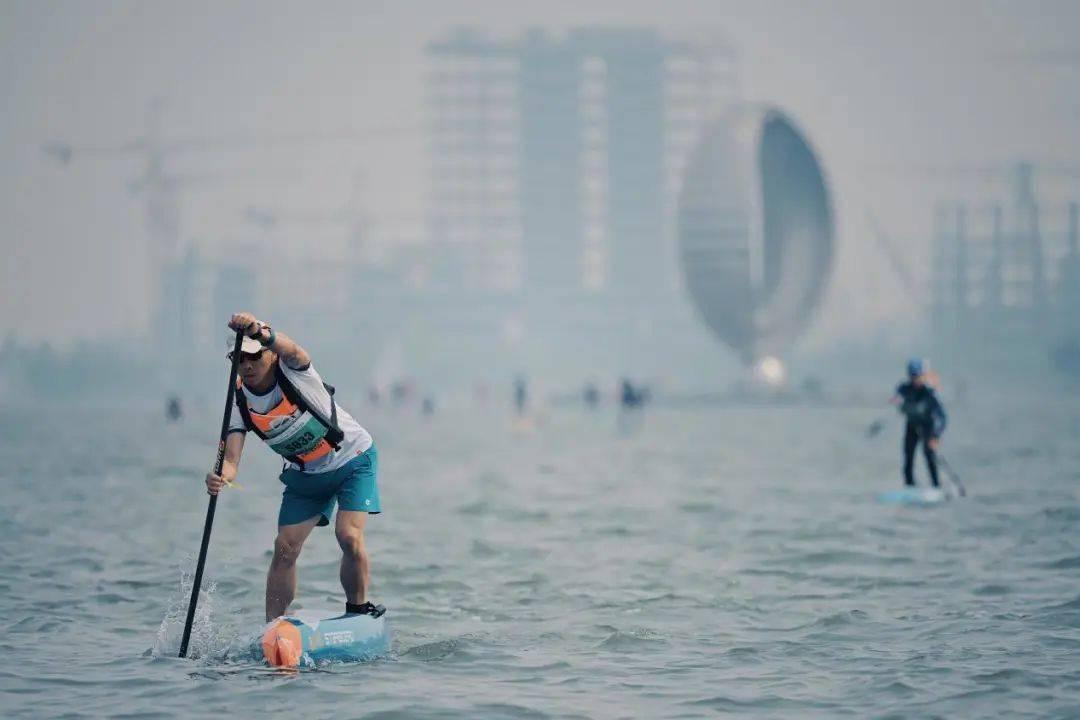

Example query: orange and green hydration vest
[234,364,344,468]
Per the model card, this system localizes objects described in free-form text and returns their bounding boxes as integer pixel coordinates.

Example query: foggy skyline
[3,0,1079,354]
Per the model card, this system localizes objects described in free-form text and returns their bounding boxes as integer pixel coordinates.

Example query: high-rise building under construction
[929,163,1080,377]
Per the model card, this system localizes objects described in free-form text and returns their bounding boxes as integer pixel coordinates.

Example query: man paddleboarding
[889,358,948,488]
[205,312,384,622]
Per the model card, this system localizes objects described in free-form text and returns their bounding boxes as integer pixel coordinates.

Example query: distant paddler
[204,313,386,629]
[889,359,948,489]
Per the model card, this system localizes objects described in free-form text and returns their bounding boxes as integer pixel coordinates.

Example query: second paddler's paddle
[937,454,967,497]
[179,330,244,659]
[866,416,888,438]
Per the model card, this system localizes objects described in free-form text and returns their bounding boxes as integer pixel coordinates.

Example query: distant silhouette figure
[514,376,528,417]
[165,396,183,422]
[617,378,647,435]
[620,379,648,410]
[583,380,600,410]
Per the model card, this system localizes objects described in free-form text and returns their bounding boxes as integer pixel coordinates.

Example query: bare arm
[205,431,246,495]
[262,330,310,370]
[228,312,311,370]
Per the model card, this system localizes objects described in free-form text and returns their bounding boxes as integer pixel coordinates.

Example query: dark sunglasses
[227,349,266,363]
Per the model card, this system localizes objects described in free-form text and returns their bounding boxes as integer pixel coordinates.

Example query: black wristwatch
[258,324,276,347]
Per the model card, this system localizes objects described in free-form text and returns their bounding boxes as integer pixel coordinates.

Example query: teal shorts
[278,444,380,527]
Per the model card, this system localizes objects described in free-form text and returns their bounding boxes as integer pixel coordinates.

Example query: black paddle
[179,330,244,659]
[866,416,888,438]
[937,454,967,497]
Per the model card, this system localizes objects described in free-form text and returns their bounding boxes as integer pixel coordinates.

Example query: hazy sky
[2,0,1078,349]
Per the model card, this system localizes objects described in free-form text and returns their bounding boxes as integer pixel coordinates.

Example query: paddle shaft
[937,454,967,497]
[179,331,245,658]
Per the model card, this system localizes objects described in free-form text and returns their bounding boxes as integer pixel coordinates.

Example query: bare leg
[335,511,370,604]
[266,516,319,621]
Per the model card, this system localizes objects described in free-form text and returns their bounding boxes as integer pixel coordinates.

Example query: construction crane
[44,99,190,272]
[865,209,920,299]
[866,160,1080,308]
[42,99,420,356]
[243,170,425,266]
[44,99,420,267]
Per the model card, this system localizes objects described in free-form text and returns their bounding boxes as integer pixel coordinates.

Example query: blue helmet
[906,358,925,378]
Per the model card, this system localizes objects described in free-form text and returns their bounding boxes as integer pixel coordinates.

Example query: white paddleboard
[878,487,947,506]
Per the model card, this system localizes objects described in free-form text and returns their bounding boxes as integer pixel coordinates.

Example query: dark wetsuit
[895,381,947,487]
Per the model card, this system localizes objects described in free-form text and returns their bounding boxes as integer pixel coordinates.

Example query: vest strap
[235,363,346,468]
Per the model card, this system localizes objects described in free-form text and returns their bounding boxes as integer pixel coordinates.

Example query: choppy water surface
[1,394,1078,718]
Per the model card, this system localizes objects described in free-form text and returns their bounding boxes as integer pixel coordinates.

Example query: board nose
[261,619,302,667]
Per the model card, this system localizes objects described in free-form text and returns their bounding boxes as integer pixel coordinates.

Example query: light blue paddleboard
[260,609,390,666]
[878,487,947,506]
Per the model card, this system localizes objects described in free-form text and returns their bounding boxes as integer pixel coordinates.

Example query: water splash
[151,562,245,662]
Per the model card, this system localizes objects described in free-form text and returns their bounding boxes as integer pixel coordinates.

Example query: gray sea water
[1,393,1078,719]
